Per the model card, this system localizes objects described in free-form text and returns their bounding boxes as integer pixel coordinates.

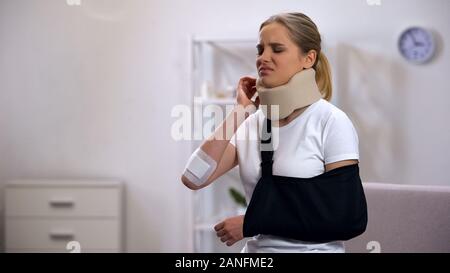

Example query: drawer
[5,218,121,251]
[5,187,121,217]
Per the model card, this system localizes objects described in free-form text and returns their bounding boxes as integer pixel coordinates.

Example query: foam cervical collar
[256,68,323,121]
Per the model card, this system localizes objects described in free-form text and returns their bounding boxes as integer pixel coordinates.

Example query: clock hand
[408,33,418,46]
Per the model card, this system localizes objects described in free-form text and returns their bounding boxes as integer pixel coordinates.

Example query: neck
[273,105,309,127]
[256,68,322,121]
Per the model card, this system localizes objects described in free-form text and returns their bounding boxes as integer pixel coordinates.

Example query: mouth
[259,68,273,76]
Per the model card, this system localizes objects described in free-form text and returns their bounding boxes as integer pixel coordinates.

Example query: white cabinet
[4,179,123,253]
[189,36,257,252]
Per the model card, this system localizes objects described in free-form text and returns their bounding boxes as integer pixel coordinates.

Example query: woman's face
[256,22,316,88]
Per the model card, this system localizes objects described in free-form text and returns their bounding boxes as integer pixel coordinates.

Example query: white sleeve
[229,108,259,147]
[230,132,237,147]
[229,111,252,147]
[323,111,360,165]
[230,119,245,147]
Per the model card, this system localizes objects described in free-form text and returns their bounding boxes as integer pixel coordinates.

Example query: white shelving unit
[189,36,257,252]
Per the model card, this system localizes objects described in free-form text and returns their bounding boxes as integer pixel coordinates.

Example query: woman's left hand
[214,215,244,246]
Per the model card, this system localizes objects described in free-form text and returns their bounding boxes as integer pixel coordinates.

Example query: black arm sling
[242,118,368,242]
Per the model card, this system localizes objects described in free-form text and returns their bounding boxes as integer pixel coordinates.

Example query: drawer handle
[49,198,75,207]
[49,230,75,240]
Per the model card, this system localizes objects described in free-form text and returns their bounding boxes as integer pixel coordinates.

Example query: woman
[182,12,362,253]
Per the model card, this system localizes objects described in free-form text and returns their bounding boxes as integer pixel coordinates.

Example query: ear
[303,50,317,69]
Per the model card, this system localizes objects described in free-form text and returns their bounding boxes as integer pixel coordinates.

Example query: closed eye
[256,46,285,56]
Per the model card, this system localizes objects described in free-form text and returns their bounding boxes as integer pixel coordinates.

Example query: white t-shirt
[230,98,360,253]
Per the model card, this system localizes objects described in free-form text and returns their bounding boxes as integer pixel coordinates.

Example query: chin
[261,78,276,88]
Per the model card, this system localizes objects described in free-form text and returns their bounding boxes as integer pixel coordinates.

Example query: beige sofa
[345,182,450,253]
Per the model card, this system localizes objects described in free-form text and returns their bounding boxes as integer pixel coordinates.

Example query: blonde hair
[260,12,332,101]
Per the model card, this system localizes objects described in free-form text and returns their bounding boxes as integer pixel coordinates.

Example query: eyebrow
[256,42,286,48]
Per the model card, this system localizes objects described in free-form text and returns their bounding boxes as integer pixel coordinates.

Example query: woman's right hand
[236,76,259,108]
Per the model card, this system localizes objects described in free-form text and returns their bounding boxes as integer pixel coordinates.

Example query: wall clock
[398,27,436,64]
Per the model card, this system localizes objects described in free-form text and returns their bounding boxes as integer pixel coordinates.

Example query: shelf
[193,37,256,44]
[190,36,253,253]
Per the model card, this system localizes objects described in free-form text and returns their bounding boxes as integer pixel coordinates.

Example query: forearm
[199,104,255,162]
[182,75,258,189]
[181,104,256,189]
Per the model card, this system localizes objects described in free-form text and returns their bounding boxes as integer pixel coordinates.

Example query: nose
[257,48,272,65]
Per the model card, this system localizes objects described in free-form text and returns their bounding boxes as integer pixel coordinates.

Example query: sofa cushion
[345,182,450,253]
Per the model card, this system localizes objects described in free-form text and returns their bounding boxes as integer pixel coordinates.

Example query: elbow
[181,175,201,191]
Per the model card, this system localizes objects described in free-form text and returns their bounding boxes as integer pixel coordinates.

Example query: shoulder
[315,99,346,119]
[310,99,359,151]
[313,99,355,129]
[318,100,360,164]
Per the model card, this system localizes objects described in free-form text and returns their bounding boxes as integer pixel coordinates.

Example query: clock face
[398,27,435,64]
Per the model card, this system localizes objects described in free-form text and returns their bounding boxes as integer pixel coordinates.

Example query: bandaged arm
[243,164,368,242]
[181,104,256,190]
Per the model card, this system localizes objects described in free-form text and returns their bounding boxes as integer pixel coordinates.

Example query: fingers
[214,224,234,245]
[217,232,236,246]
[240,77,256,90]
[242,83,257,98]
[215,216,244,247]
[243,78,256,89]
[215,226,229,241]
[214,221,224,231]
[216,229,227,237]
[220,234,231,243]
[226,239,237,246]
[215,229,240,247]
[236,77,257,106]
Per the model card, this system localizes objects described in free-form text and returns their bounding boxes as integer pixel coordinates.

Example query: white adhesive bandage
[183,148,217,186]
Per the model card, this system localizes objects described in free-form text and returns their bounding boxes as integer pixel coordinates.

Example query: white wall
[0,0,449,252]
